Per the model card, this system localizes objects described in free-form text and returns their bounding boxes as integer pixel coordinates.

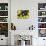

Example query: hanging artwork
[0,23,8,37]
[38,29,46,37]
[17,10,29,19]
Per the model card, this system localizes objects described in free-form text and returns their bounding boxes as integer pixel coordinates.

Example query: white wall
[0,0,8,3]
[10,0,46,46]
[0,35,8,45]
[11,0,38,30]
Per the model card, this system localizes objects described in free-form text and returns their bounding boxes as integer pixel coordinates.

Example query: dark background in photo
[38,23,46,28]
[38,3,46,10]
[0,23,8,37]
[0,3,8,10]
[38,17,46,22]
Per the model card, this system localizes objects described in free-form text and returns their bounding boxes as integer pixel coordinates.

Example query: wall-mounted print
[38,3,46,10]
[38,29,46,37]
[38,17,46,22]
[0,23,8,37]
[0,11,8,16]
[17,10,29,19]
[38,11,46,16]
[38,23,46,28]
[0,17,8,22]
[0,3,8,10]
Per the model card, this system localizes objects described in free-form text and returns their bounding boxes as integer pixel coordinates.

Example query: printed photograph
[17,10,29,19]
[38,29,46,37]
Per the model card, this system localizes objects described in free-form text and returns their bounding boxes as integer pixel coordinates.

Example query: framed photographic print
[17,10,29,19]
[38,29,46,37]
[0,23,8,37]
